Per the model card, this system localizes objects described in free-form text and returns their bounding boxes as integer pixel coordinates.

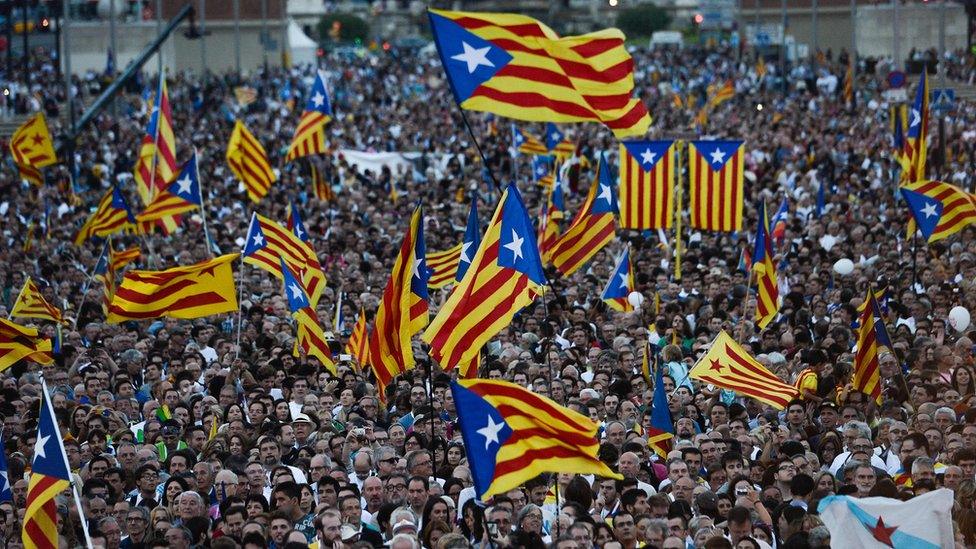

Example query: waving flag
[368,206,431,397]
[818,489,954,549]
[452,379,621,499]
[428,9,651,138]
[688,140,745,232]
[234,86,258,107]
[345,307,370,369]
[286,70,333,163]
[647,360,674,458]
[690,331,798,409]
[227,120,277,203]
[285,201,310,243]
[242,213,326,306]
[770,198,789,245]
[427,245,463,289]
[618,140,675,230]
[853,287,883,404]
[457,198,481,282]
[601,247,634,312]
[904,72,929,183]
[93,241,116,315]
[901,180,976,243]
[280,259,336,374]
[544,123,575,158]
[538,176,565,263]
[424,183,546,370]
[706,80,734,108]
[549,154,617,277]
[74,186,136,245]
[105,253,239,323]
[10,113,56,184]
[753,201,779,330]
[532,155,554,187]
[511,125,547,155]
[133,75,179,232]
[22,383,72,549]
[0,434,11,503]
[843,61,855,105]
[136,149,204,228]
[110,245,141,272]
[10,277,62,323]
[309,164,335,201]
[0,319,53,373]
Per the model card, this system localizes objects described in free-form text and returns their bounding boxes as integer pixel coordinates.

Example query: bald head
[618,452,640,477]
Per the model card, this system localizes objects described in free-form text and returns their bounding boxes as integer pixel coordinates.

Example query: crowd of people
[0,31,975,549]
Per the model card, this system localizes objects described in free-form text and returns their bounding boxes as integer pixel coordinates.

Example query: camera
[736,487,748,497]
[486,521,499,538]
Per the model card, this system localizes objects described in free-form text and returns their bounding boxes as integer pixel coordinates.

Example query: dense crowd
[0,35,975,549]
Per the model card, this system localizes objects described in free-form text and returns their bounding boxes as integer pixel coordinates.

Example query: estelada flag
[690,330,798,409]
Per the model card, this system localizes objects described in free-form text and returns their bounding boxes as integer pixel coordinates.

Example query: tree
[317,13,370,44]
[615,3,671,38]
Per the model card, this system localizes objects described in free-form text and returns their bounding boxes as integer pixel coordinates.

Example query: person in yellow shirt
[794,349,826,403]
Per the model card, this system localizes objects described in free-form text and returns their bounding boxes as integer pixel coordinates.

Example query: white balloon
[627,291,645,308]
[949,306,971,332]
[833,258,854,276]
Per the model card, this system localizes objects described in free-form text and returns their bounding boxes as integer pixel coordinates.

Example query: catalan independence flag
[753,201,779,330]
[93,241,116,315]
[545,123,575,159]
[690,331,798,409]
[0,319,53,373]
[549,154,617,277]
[538,177,565,263]
[227,120,277,203]
[428,9,651,138]
[601,247,634,312]
[105,253,239,323]
[904,71,929,183]
[74,186,136,246]
[532,155,555,188]
[901,180,976,243]
[706,80,734,109]
[688,140,745,232]
[452,378,621,499]
[368,206,431,397]
[285,201,310,243]
[133,75,179,232]
[110,245,141,272]
[280,259,336,374]
[310,164,335,202]
[10,277,62,323]
[427,244,463,289]
[136,149,203,229]
[853,287,882,404]
[511,124,547,156]
[22,382,71,549]
[285,70,332,163]
[456,198,481,282]
[618,140,675,230]
[242,213,327,306]
[424,183,546,370]
[892,105,911,175]
[9,113,56,184]
[345,307,370,370]
[647,360,674,459]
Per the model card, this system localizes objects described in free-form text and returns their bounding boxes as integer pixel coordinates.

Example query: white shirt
[828,451,888,475]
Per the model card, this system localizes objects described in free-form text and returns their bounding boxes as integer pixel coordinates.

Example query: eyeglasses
[778,465,797,472]
[385,484,406,492]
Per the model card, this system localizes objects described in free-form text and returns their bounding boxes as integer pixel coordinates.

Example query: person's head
[854,463,876,496]
[612,511,636,543]
[727,506,752,543]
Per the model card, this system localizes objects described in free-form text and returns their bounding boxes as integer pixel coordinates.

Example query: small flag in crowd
[10,113,56,185]
[280,259,336,374]
[427,244,463,289]
[688,140,745,232]
[73,186,136,246]
[456,198,481,282]
[538,176,565,264]
[853,287,883,404]
[544,123,575,159]
[285,201,310,243]
[601,247,635,312]
[0,318,54,373]
[904,71,929,183]
[345,307,370,370]
[549,154,617,277]
[0,433,11,502]
[901,180,976,243]
[285,70,333,163]
[227,120,278,203]
[753,201,779,330]
[309,164,335,201]
[136,149,204,229]
[647,359,674,458]
[690,330,798,409]
[233,86,258,107]
[511,125,547,156]
[618,140,675,230]
[10,277,62,324]
[133,74,179,233]
[22,382,72,549]
[532,156,554,188]
[242,213,327,306]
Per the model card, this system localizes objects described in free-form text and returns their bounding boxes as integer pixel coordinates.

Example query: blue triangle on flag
[429,12,513,104]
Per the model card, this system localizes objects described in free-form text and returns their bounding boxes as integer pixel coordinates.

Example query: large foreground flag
[106,253,239,323]
[22,383,72,549]
[428,9,651,138]
[690,330,798,409]
[900,180,976,243]
[818,488,953,549]
[452,379,621,500]
[424,183,546,370]
[618,140,675,230]
[688,140,745,232]
[285,70,333,163]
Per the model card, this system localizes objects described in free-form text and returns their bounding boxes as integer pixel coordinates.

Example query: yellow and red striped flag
[285,71,332,163]
[600,247,634,312]
[135,149,204,230]
[549,154,617,277]
[22,383,71,549]
[345,307,370,370]
[901,180,976,243]
[618,140,675,230]
[227,120,277,203]
[110,245,141,272]
[429,9,651,138]
[511,125,548,155]
[10,277,62,323]
[756,57,767,79]
[279,259,336,374]
[0,318,53,373]
[843,61,854,105]
[92,241,117,316]
[105,253,239,323]
[852,287,882,404]
[451,378,620,499]
[690,330,798,409]
[242,213,327,306]
[309,164,335,201]
[427,244,463,289]
[74,186,136,246]
[706,80,735,109]
[368,207,431,399]
[538,177,565,263]
[233,86,258,107]
[10,113,56,185]
[688,140,745,232]
[423,183,546,370]
[753,201,779,329]
[133,75,179,233]
[904,71,929,183]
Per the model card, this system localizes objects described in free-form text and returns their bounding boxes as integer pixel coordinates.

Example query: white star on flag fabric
[312,92,325,108]
[476,416,506,449]
[641,148,656,165]
[921,202,938,218]
[709,148,727,165]
[503,229,524,261]
[452,41,494,73]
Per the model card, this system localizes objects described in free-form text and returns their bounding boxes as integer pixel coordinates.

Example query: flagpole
[194,148,215,258]
[538,285,561,536]
[234,256,246,358]
[454,106,501,193]
[911,230,918,291]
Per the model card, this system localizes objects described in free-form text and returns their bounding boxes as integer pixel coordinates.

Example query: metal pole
[812,0,818,72]
[63,0,73,128]
[938,0,947,177]
[156,0,162,77]
[21,0,29,89]
[110,0,117,119]
[233,0,241,74]
[261,0,268,70]
[200,0,206,80]
[780,0,786,95]
[892,0,900,71]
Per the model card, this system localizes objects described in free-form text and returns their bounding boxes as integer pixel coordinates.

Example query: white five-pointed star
[294,224,305,240]
[311,92,325,108]
[617,270,629,289]
[550,132,561,141]
[709,148,727,165]
[251,233,265,247]
[0,470,8,494]
[175,175,194,196]
[515,133,524,143]
[412,253,426,280]
[640,148,656,165]
[503,229,524,262]
[598,184,613,205]
[910,108,921,127]
[451,41,494,73]
[34,433,50,460]
[459,241,473,264]
[288,282,305,301]
[476,416,505,449]
[921,202,938,218]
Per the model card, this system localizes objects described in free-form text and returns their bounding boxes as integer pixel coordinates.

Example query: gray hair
[809,526,830,546]
[843,421,871,440]
[97,516,119,530]
[390,534,421,549]
[912,456,936,473]
[645,519,668,539]
[127,506,150,523]
[390,506,418,526]
[935,407,957,422]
